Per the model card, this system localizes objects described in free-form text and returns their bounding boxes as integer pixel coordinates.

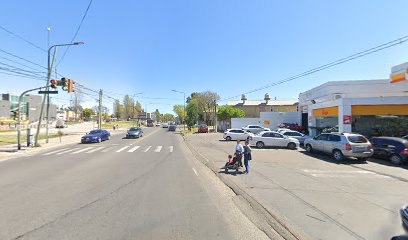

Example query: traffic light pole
[99,89,103,130]
[35,46,58,146]
[17,86,46,150]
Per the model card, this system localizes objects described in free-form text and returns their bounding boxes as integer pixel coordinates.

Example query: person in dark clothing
[243,141,252,174]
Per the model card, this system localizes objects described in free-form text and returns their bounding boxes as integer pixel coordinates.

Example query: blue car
[81,130,111,143]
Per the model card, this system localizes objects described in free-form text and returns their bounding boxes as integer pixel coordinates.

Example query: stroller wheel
[225,168,229,173]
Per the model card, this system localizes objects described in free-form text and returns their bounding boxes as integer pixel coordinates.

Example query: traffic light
[50,79,58,89]
[67,79,75,93]
[61,78,68,91]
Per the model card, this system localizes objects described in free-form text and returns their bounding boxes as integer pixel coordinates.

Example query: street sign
[38,91,58,94]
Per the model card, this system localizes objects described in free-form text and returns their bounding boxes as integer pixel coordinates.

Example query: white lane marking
[169,146,173,153]
[101,147,115,153]
[86,147,105,153]
[72,147,94,154]
[128,146,140,152]
[303,169,373,174]
[143,146,152,152]
[43,148,69,155]
[192,168,198,176]
[56,148,80,155]
[116,146,130,152]
[154,146,162,152]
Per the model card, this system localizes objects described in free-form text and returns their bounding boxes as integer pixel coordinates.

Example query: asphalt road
[0,127,268,240]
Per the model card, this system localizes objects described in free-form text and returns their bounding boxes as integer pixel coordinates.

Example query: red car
[198,124,208,133]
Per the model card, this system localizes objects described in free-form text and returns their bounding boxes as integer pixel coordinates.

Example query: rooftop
[227,100,298,106]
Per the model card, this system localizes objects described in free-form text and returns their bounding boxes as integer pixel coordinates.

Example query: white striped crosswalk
[42,145,174,156]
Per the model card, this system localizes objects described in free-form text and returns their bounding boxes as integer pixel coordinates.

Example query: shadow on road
[366,157,408,170]
[390,236,408,240]
[299,151,368,165]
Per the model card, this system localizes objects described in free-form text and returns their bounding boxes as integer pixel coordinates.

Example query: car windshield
[129,128,139,131]
[89,130,101,134]
[347,135,368,143]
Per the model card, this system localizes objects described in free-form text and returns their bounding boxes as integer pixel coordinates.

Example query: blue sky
[1,0,408,114]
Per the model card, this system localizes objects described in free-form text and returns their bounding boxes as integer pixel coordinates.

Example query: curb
[182,134,311,240]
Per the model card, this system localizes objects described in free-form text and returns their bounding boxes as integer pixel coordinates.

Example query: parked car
[242,125,271,134]
[168,125,176,131]
[81,130,111,143]
[156,122,161,127]
[126,127,143,138]
[400,204,408,234]
[162,123,169,128]
[223,128,253,141]
[249,131,299,149]
[304,133,373,161]
[198,124,208,133]
[370,137,408,165]
[280,130,310,145]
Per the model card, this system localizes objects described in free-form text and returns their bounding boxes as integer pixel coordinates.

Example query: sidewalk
[183,133,407,240]
[0,129,126,162]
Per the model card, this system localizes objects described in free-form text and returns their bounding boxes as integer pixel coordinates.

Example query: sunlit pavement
[185,133,408,240]
[0,127,269,240]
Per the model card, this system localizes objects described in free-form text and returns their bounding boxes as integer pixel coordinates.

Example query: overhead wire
[0,25,47,52]
[220,34,408,102]
[56,0,93,67]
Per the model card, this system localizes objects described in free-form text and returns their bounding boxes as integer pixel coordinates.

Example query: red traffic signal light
[50,80,58,89]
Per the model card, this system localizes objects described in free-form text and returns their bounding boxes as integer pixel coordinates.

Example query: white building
[299,79,408,137]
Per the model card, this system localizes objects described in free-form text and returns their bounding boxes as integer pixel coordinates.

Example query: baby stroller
[223,154,241,173]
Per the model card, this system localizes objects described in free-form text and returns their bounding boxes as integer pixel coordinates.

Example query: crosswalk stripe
[169,146,173,153]
[56,148,80,155]
[86,147,105,153]
[72,147,94,154]
[43,148,69,155]
[144,146,152,152]
[101,146,115,152]
[128,146,140,152]
[116,146,130,152]
[154,146,162,152]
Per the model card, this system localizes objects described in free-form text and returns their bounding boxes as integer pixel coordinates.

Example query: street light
[171,89,186,130]
[35,42,85,146]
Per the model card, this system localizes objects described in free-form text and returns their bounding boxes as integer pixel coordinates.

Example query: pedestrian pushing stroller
[223,154,241,173]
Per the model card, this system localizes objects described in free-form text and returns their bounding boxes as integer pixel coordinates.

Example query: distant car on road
[198,124,208,133]
[146,119,154,127]
[168,125,176,131]
[304,133,373,161]
[223,128,253,141]
[126,127,143,138]
[162,123,169,128]
[81,130,110,143]
[242,125,270,134]
[156,122,161,127]
[56,120,67,128]
[280,130,310,145]
[370,137,408,165]
[249,131,299,149]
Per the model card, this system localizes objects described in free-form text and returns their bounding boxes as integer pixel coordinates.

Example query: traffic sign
[38,91,59,94]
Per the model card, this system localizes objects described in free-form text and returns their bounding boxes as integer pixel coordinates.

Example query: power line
[0,25,47,52]
[0,48,47,70]
[0,55,46,72]
[220,34,408,102]
[56,0,93,67]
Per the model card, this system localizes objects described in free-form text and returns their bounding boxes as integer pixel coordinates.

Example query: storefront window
[352,115,408,137]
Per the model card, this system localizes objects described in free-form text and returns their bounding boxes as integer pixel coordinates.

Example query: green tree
[82,108,94,121]
[102,113,110,122]
[173,105,186,123]
[113,99,124,119]
[217,106,245,121]
[123,95,134,119]
[162,113,175,122]
[186,99,200,127]
[154,109,161,122]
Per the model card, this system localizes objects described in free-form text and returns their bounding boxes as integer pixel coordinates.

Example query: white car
[162,123,169,128]
[242,125,271,134]
[223,128,253,141]
[249,131,299,149]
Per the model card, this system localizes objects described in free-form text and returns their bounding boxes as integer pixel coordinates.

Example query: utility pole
[99,89,103,130]
[35,47,57,146]
[214,100,217,132]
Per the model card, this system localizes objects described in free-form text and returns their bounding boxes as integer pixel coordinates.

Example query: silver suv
[304,132,373,161]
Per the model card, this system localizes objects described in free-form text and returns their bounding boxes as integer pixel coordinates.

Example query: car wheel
[256,141,265,149]
[333,150,344,161]
[226,136,232,141]
[390,154,402,165]
[305,144,313,153]
[287,142,296,150]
